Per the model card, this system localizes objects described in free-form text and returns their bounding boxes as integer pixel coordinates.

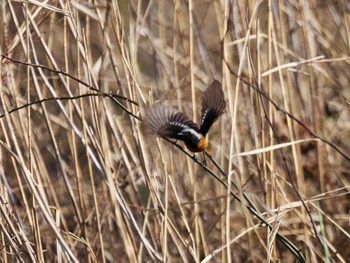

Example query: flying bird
[143,80,226,152]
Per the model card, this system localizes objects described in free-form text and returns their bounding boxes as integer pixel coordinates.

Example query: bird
[142,80,226,152]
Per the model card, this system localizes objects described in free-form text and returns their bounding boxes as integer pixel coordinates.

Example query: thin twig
[164,138,306,262]
[224,60,350,162]
[1,54,139,106]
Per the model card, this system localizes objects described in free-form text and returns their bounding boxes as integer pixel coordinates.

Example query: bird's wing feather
[143,105,199,140]
[199,80,226,135]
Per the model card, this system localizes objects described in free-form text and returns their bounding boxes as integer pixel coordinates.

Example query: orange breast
[185,136,208,152]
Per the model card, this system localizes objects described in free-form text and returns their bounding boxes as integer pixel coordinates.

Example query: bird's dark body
[143,80,226,152]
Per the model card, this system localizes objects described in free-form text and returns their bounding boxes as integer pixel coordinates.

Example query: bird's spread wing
[143,105,199,140]
[199,80,226,136]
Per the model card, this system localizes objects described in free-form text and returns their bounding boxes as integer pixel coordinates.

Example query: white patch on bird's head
[181,128,202,140]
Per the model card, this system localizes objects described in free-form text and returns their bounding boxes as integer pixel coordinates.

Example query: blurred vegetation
[0,0,349,262]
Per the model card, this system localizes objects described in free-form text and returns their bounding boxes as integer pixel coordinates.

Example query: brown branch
[163,138,306,262]
[0,93,141,121]
[1,54,139,106]
[224,60,350,162]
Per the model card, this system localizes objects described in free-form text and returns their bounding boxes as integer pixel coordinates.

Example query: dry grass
[0,0,349,262]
